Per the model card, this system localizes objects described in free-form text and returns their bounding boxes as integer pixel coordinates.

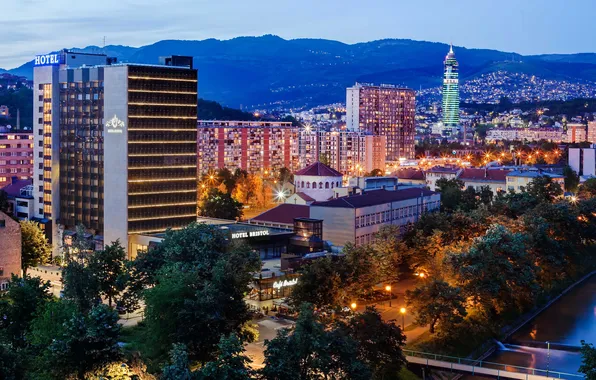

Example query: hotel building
[33,50,198,256]
[346,83,416,161]
[197,120,300,175]
[0,128,34,188]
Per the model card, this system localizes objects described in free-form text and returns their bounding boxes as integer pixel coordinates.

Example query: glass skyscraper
[442,45,459,136]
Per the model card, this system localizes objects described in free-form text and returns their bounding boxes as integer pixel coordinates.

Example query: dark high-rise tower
[442,44,459,136]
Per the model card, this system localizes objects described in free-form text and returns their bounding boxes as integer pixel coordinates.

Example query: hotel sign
[34,53,64,66]
[231,230,270,239]
[106,115,125,134]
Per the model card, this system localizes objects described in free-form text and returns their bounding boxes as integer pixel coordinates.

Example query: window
[0,220,5,228]
[325,182,329,189]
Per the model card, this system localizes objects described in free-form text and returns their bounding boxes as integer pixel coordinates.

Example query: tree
[47,304,122,380]
[61,259,101,313]
[201,188,243,220]
[161,343,193,380]
[564,166,580,193]
[525,175,563,203]
[0,189,9,214]
[277,167,294,184]
[338,307,406,380]
[372,225,410,285]
[435,178,465,211]
[579,178,596,199]
[289,257,345,309]
[366,168,383,177]
[580,340,596,380]
[449,225,538,316]
[195,334,255,380]
[218,168,237,194]
[141,223,260,363]
[261,304,369,380]
[20,220,51,275]
[0,343,25,379]
[406,280,467,334]
[0,274,52,347]
[88,240,129,307]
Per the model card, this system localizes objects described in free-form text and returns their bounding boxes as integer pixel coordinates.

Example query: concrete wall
[0,211,21,286]
[310,206,355,247]
[103,66,129,250]
[584,148,596,177]
[568,148,581,175]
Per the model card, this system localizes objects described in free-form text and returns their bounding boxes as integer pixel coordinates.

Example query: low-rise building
[459,168,510,194]
[294,162,343,202]
[1,177,34,220]
[393,169,426,186]
[506,170,565,192]
[425,167,461,191]
[310,188,440,247]
[0,211,21,289]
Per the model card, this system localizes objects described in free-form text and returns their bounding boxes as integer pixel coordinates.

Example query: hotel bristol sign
[231,230,270,239]
[34,53,64,66]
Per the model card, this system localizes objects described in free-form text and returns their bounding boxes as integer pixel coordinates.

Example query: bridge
[404,350,584,380]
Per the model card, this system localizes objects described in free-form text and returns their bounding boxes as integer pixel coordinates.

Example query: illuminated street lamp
[400,307,406,328]
[385,285,392,307]
[350,302,357,311]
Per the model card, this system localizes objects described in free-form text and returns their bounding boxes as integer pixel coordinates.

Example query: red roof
[251,204,310,225]
[393,169,425,180]
[295,162,343,177]
[1,178,33,197]
[459,168,510,182]
[295,192,316,202]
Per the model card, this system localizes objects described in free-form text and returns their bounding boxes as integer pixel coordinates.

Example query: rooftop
[295,161,343,177]
[459,168,510,182]
[251,204,310,225]
[1,178,33,198]
[294,192,316,202]
[312,188,437,209]
[507,170,565,178]
[393,169,425,180]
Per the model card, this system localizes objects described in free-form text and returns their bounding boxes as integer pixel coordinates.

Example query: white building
[569,146,596,180]
[293,162,343,202]
[310,188,440,247]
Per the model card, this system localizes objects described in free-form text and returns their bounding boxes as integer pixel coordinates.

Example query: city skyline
[2,0,596,68]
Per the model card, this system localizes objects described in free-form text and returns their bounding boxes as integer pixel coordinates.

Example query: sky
[2,0,596,68]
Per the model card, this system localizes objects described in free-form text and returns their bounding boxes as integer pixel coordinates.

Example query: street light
[400,307,406,328]
[546,341,551,378]
[350,302,357,311]
[385,285,392,307]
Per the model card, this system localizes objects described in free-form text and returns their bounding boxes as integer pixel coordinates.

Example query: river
[485,274,596,375]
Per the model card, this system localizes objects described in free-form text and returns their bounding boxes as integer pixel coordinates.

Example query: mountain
[8,35,596,108]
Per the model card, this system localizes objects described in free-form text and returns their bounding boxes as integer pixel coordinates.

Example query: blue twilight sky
[1,0,595,68]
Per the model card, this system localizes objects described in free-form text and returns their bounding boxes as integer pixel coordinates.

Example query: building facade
[506,170,565,192]
[316,130,386,176]
[442,45,459,137]
[0,130,33,188]
[310,188,440,247]
[346,83,416,161]
[0,211,21,289]
[294,162,343,202]
[197,120,299,175]
[33,50,198,256]
[569,146,596,179]
[588,121,596,144]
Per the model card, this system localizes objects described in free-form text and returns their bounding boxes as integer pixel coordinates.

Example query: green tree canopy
[195,334,255,380]
[435,178,465,211]
[580,340,596,380]
[200,188,243,220]
[406,280,467,334]
[525,175,564,203]
[0,274,52,348]
[449,224,537,316]
[88,240,129,307]
[20,220,51,275]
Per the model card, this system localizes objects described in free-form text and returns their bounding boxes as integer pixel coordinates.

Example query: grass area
[399,367,421,380]
[119,323,164,374]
